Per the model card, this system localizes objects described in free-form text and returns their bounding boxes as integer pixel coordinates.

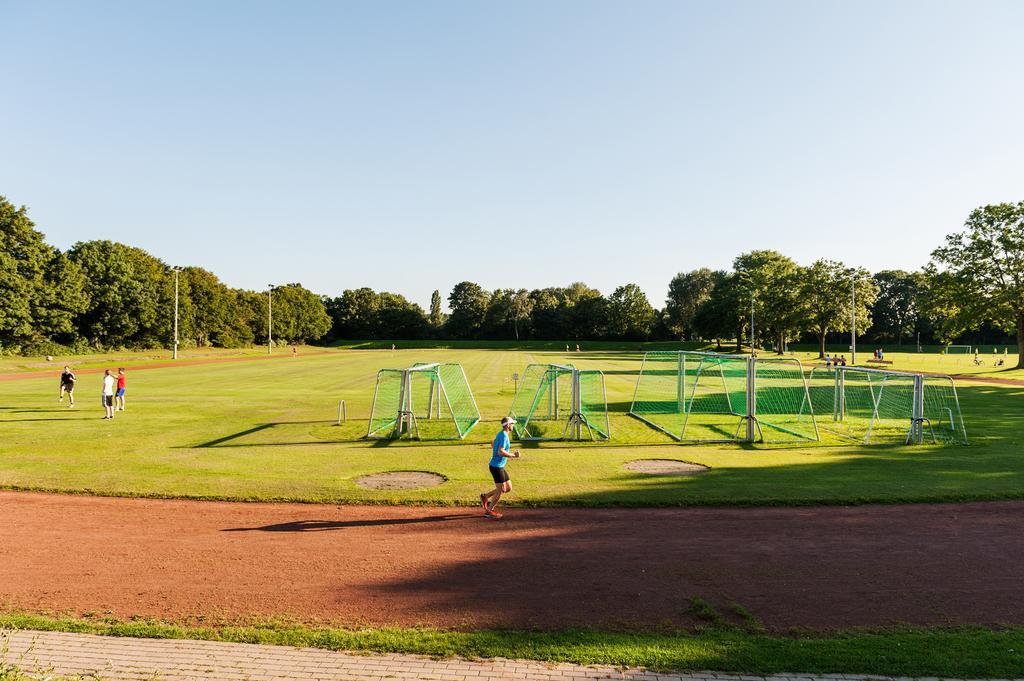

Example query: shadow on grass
[0,416,104,422]
[190,419,493,449]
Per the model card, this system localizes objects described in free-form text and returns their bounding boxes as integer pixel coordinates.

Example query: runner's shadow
[221,514,477,532]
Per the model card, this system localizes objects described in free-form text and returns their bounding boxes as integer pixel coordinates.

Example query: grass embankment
[2,613,1024,678]
[0,348,1022,506]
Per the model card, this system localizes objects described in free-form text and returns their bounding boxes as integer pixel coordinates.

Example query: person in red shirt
[115,368,127,412]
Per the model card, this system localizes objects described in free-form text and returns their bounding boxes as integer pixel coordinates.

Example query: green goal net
[367,362,480,440]
[804,366,966,444]
[753,357,819,442]
[921,375,968,444]
[629,351,816,443]
[806,366,916,443]
[509,363,610,440]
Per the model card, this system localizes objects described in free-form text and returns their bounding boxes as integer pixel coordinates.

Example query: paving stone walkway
[0,630,1004,681]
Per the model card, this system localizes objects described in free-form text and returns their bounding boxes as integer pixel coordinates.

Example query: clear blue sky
[3,1,1022,310]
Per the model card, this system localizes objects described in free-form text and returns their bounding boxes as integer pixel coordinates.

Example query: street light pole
[850,271,857,365]
[268,285,274,355]
[172,266,183,360]
[749,296,757,350]
[749,294,756,355]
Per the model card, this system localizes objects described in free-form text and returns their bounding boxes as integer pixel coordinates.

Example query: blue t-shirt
[490,430,510,468]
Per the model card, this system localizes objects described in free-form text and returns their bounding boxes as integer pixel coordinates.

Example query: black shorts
[489,466,510,485]
[61,383,74,392]
[102,395,114,407]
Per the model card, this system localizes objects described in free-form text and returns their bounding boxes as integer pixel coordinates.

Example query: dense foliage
[1,194,1020,354]
[0,196,331,352]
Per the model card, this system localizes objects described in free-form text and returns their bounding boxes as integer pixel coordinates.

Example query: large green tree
[68,240,171,348]
[0,197,88,350]
[664,268,716,340]
[732,250,804,353]
[606,283,655,340]
[178,267,226,347]
[268,283,332,343]
[928,201,1024,368]
[871,270,923,346]
[483,288,534,340]
[326,288,379,339]
[691,271,741,350]
[429,290,445,331]
[801,260,878,358]
[527,287,565,339]
[446,281,489,339]
[375,292,429,339]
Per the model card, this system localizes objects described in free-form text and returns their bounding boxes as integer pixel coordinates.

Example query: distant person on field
[58,365,76,407]
[825,356,832,368]
[839,355,847,367]
[575,344,580,352]
[115,368,127,411]
[101,369,116,419]
[480,416,521,520]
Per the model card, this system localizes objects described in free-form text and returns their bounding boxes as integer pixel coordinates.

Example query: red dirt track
[3,492,1022,631]
[0,351,333,382]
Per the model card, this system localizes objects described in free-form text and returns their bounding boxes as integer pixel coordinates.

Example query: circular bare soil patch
[624,459,710,476]
[355,471,446,490]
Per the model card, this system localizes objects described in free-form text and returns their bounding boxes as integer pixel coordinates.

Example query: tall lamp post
[172,266,184,360]
[268,284,275,355]
[749,292,756,355]
[850,271,857,366]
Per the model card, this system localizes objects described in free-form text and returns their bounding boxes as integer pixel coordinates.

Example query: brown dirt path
[0,351,334,382]
[949,373,1024,386]
[2,491,1022,632]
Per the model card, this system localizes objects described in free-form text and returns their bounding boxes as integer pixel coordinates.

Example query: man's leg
[487,484,503,510]
[490,482,511,511]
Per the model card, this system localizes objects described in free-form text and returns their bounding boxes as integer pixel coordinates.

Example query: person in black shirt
[59,366,76,407]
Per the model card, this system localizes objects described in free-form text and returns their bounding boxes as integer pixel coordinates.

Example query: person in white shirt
[101,369,116,420]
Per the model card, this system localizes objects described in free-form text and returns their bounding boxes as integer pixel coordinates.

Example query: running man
[480,416,521,519]
[101,369,116,419]
[115,368,127,411]
[58,365,76,407]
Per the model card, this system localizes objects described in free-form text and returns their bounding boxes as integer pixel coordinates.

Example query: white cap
[501,416,517,426]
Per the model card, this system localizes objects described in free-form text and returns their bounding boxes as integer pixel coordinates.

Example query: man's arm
[497,446,521,459]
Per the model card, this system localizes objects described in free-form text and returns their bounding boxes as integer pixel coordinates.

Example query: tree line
[0,196,330,355]
[3,195,1023,367]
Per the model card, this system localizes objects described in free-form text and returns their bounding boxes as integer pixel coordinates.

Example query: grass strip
[2,613,1024,678]
[6,482,1024,508]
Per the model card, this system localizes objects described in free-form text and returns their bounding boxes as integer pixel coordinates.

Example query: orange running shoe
[484,510,503,519]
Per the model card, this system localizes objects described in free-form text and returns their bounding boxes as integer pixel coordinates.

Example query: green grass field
[4,612,1024,678]
[1,347,1022,506]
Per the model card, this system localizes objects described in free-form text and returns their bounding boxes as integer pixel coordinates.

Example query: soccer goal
[803,365,966,444]
[367,362,480,440]
[508,363,610,440]
[946,344,973,354]
[628,351,817,443]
